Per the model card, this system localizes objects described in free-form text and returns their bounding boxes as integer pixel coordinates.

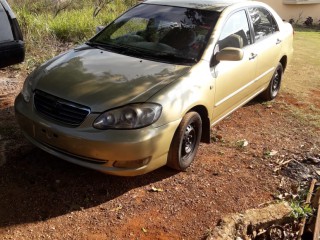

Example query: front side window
[218,10,251,51]
[0,3,14,43]
[248,7,279,41]
[89,4,220,64]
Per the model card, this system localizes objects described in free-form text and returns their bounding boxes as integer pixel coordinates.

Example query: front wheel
[260,63,283,101]
[167,112,202,171]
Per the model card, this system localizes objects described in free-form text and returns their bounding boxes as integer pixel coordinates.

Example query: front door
[212,9,257,122]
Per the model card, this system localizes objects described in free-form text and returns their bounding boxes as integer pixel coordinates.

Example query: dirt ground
[0,64,319,239]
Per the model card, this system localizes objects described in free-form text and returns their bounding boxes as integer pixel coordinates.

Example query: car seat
[160,27,196,50]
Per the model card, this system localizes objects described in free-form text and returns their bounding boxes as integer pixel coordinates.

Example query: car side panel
[211,47,257,120]
[280,22,294,66]
[251,32,283,88]
[149,61,216,126]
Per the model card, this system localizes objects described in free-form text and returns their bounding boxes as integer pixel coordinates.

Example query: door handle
[249,53,257,60]
[276,39,282,45]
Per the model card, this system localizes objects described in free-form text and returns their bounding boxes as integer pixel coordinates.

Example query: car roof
[143,0,250,11]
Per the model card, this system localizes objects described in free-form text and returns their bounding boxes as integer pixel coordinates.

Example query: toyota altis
[15,0,293,176]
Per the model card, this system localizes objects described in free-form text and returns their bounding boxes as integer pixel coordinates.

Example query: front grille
[34,90,91,126]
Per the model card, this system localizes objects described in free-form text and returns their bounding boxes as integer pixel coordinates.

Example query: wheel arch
[280,56,287,72]
[188,105,211,144]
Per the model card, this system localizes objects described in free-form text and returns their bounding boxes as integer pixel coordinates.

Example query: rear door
[247,7,282,87]
[0,0,25,68]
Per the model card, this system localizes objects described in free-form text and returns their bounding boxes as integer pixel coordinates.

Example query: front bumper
[15,94,180,176]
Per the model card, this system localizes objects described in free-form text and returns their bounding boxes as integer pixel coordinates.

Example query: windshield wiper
[85,41,113,50]
[154,52,197,63]
[86,41,145,56]
[86,42,197,64]
[117,45,156,58]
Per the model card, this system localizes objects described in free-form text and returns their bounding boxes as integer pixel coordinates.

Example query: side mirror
[215,47,244,62]
[96,25,105,34]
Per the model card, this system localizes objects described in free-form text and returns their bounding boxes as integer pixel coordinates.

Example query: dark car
[0,0,25,68]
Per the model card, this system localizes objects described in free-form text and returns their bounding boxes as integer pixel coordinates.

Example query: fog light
[113,157,151,169]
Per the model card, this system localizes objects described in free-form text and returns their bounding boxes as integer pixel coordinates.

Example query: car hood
[33,45,191,112]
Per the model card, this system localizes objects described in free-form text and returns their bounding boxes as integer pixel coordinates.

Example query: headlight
[93,103,162,129]
[21,74,33,102]
[21,67,45,103]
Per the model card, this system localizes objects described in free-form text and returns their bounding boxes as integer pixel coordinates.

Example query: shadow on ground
[0,147,176,227]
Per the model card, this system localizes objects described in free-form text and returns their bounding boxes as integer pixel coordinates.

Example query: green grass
[49,7,108,42]
[281,30,320,128]
[10,0,138,70]
[283,31,320,93]
[294,26,320,32]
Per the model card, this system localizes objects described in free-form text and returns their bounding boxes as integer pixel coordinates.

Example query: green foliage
[290,201,313,219]
[13,0,136,42]
[50,8,99,42]
[49,1,131,42]
[13,8,58,70]
[8,0,139,69]
[288,186,314,220]
[9,0,101,14]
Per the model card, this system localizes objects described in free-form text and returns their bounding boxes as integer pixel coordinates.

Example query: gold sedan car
[15,0,294,176]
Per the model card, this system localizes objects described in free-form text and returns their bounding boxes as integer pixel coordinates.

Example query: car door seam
[214,67,274,107]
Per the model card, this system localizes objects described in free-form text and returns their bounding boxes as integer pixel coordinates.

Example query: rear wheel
[167,112,202,171]
[260,63,283,101]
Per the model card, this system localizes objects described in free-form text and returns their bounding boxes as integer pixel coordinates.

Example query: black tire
[167,112,202,171]
[260,63,283,101]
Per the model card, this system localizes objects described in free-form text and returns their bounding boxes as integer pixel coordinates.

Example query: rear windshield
[89,3,220,65]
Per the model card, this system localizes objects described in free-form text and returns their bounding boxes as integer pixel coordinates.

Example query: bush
[304,16,313,26]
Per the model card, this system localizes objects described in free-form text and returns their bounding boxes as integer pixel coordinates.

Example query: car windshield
[89,3,220,65]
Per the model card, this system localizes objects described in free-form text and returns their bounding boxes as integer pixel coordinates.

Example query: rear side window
[0,3,14,43]
[218,10,251,50]
[248,7,279,41]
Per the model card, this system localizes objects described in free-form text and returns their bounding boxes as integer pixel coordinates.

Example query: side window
[218,10,251,51]
[0,3,14,43]
[248,7,279,41]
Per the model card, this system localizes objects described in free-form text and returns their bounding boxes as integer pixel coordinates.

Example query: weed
[263,149,278,157]
[290,201,313,219]
[210,130,224,143]
[236,139,249,148]
[49,8,100,42]
[204,227,214,238]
